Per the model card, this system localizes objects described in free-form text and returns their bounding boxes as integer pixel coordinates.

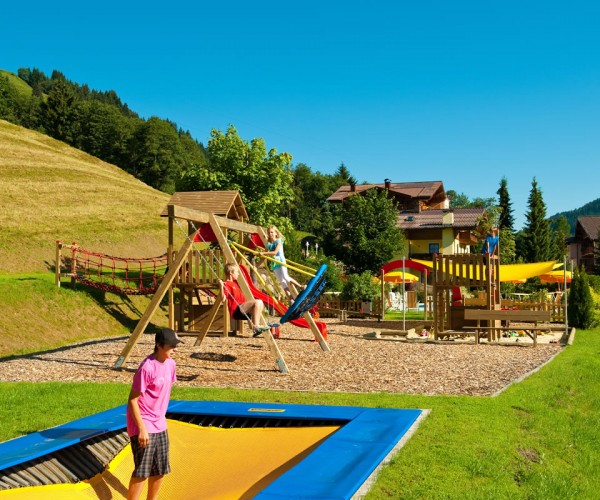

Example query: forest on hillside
[1,67,598,280]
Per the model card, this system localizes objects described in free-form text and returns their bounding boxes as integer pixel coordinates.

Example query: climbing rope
[65,247,168,295]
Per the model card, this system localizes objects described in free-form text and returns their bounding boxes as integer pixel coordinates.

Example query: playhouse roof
[161,191,249,222]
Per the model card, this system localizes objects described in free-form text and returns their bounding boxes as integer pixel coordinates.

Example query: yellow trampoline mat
[1,419,340,500]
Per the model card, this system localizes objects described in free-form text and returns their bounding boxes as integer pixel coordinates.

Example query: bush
[568,267,595,329]
[587,274,600,293]
[341,271,378,301]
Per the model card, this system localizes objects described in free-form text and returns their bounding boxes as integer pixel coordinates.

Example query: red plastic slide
[238,265,328,340]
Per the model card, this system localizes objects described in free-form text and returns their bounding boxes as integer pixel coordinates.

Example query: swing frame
[115,203,328,373]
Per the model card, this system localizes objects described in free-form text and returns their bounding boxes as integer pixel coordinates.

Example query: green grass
[0,272,169,356]
[2,328,599,498]
[383,309,429,321]
[0,70,33,96]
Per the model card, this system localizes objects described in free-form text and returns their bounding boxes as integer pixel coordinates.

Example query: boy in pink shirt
[126,328,183,500]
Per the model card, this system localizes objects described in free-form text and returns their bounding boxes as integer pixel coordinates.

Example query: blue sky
[3,1,599,229]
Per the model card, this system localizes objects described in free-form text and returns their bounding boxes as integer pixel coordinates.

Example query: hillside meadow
[0,119,169,274]
[0,119,173,353]
[1,120,599,498]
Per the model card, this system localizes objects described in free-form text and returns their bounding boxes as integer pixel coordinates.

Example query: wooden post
[115,223,198,368]
[70,241,78,289]
[55,240,62,287]
[168,216,175,330]
[380,268,385,321]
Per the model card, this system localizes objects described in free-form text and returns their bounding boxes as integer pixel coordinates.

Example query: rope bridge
[55,241,168,295]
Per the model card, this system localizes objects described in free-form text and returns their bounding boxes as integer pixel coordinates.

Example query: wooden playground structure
[113,191,329,373]
[430,251,565,344]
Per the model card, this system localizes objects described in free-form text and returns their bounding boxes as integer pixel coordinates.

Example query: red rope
[64,247,169,295]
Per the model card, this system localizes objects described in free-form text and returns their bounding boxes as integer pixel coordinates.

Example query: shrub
[341,271,378,301]
[568,267,595,329]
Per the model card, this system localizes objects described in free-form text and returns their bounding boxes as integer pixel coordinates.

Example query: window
[429,243,439,254]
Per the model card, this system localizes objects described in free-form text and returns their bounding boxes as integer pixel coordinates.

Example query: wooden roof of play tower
[160,191,249,222]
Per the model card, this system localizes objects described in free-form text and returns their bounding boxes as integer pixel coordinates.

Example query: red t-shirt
[222,280,245,317]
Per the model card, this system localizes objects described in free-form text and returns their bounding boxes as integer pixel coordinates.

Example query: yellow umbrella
[539,270,572,283]
[384,271,419,283]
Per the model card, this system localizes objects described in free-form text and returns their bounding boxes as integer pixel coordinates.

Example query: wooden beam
[194,291,224,347]
[115,231,197,368]
[171,205,262,234]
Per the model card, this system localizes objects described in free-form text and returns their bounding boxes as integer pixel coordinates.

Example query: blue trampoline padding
[255,406,422,499]
[0,405,127,470]
[280,263,328,323]
[0,401,423,499]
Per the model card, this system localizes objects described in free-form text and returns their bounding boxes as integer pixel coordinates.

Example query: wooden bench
[318,307,348,321]
[463,309,552,346]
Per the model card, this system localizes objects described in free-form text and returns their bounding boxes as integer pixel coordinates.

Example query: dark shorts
[232,305,247,320]
[130,430,171,478]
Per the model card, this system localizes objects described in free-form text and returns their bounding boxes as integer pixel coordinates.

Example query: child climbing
[482,227,499,255]
[260,226,303,301]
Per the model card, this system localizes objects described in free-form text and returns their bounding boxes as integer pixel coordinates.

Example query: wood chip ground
[0,319,564,396]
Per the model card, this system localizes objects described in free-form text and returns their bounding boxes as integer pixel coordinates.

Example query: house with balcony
[567,216,600,273]
[326,179,484,258]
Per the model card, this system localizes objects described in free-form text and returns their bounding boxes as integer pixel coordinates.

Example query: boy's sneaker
[252,326,271,337]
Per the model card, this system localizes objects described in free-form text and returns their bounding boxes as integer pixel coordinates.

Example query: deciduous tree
[203,125,294,228]
[322,189,405,274]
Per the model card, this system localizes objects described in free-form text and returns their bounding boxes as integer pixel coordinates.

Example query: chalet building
[327,180,484,258]
[567,216,600,273]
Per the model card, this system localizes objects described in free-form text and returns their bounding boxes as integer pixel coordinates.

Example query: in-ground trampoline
[0,401,425,499]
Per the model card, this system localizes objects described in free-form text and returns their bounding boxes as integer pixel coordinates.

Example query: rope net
[65,247,168,295]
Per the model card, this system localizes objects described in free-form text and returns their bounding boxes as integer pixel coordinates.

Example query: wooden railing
[317,297,383,317]
[464,294,566,323]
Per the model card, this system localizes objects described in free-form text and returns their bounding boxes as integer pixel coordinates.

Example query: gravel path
[0,319,564,396]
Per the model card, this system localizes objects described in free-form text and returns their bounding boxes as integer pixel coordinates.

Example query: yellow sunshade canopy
[412,259,557,283]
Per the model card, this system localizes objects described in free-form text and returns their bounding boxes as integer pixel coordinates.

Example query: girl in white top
[260,225,303,299]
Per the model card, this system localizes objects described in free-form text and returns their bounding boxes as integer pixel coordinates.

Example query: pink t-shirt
[126,354,176,436]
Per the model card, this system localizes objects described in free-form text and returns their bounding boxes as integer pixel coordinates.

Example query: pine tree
[41,79,76,142]
[551,215,571,261]
[521,178,553,263]
[497,177,515,232]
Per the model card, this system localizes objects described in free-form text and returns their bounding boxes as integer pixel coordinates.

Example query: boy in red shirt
[126,328,183,500]
[220,263,269,337]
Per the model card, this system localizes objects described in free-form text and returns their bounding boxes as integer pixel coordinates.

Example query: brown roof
[327,181,444,202]
[397,208,484,230]
[160,191,248,221]
[577,216,600,240]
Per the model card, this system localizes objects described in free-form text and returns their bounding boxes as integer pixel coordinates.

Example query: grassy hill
[0,119,172,355]
[0,69,33,96]
[0,119,170,274]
